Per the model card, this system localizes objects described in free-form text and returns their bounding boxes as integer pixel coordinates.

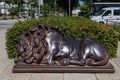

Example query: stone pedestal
[13,63,114,73]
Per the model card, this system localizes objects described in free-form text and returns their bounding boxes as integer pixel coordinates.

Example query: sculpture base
[13,63,114,73]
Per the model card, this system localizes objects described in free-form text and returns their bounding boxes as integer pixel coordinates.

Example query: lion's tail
[87,53,109,66]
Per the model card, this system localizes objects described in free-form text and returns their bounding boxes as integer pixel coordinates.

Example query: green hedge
[113,26,120,41]
[113,26,120,33]
[6,17,119,58]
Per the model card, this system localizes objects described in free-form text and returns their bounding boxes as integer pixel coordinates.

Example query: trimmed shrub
[113,26,120,41]
[6,17,119,58]
[113,26,120,33]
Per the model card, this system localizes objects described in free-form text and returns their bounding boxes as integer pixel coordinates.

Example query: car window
[95,10,105,16]
[103,10,111,16]
[114,10,120,15]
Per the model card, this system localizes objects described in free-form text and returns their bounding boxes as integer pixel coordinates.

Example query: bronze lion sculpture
[15,24,109,66]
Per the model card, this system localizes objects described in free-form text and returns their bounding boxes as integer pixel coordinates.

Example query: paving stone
[114,60,120,67]
[0,28,13,74]
[0,62,32,80]
[112,58,120,67]
[64,73,97,80]
[0,59,13,74]
[30,73,63,80]
[117,41,120,57]
[95,60,120,80]
[0,28,8,59]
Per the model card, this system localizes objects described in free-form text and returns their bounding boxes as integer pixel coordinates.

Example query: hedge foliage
[113,26,120,33]
[113,25,120,41]
[6,17,119,58]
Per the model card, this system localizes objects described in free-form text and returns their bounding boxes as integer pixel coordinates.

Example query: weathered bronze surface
[13,24,114,73]
[13,63,114,73]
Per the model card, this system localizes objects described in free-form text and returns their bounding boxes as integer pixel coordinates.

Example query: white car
[72,9,81,16]
[91,7,120,25]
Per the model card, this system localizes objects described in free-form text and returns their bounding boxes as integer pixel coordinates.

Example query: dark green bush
[113,26,120,41]
[6,17,119,58]
[113,26,120,33]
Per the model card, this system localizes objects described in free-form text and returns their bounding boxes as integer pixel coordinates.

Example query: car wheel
[99,21,104,24]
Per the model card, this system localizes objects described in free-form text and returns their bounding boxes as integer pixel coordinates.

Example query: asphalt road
[0,19,17,28]
[0,19,25,29]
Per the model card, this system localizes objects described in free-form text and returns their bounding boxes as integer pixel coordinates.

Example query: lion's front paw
[60,59,70,66]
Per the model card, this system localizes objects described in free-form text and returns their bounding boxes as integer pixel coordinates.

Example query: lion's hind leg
[87,56,108,66]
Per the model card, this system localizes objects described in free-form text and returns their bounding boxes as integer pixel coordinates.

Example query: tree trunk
[17,3,20,17]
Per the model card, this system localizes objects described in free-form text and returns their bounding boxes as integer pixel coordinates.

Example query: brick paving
[0,28,120,80]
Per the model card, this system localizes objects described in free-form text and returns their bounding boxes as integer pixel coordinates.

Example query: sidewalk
[0,28,120,80]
